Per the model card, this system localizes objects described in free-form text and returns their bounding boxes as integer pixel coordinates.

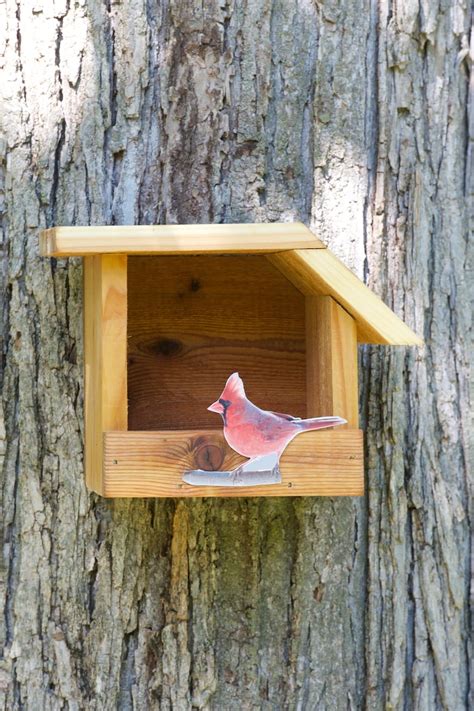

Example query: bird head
[208,372,246,421]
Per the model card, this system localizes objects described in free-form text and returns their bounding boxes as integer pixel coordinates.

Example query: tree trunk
[0,1,471,709]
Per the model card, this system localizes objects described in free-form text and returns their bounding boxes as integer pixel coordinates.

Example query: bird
[203,372,346,482]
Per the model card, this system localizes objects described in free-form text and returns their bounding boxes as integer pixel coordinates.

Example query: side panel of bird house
[306,295,359,427]
[84,255,128,494]
[127,255,307,430]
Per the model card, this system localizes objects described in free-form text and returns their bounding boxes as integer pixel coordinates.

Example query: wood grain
[103,429,364,497]
[268,249,423,345]
[40,222,324,256]
[84,255,128,494]
[306,296,359,428]
[127,255,307,429]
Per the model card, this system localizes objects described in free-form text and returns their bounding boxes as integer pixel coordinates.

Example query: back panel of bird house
[127,255,306,430]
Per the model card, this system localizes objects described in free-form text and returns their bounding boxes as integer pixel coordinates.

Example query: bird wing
[269,411,302,422]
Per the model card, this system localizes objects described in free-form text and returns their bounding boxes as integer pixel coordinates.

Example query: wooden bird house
[40,223,421,498]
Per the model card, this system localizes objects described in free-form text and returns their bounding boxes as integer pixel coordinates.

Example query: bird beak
[207,400,223,414]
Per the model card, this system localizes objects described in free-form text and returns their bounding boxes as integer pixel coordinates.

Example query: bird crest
[220,372,246,401]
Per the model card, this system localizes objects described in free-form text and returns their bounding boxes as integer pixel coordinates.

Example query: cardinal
[197,372,346,482]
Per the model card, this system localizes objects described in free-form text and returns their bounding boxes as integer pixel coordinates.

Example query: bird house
[40,223,421,498]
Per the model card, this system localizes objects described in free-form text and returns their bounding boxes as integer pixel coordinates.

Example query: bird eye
[219,398,231,409]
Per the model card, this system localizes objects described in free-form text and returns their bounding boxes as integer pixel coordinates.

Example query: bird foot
[235,459,282,484]
[272,461,281,481]
[226,458,282,485]
[230,466,244,485]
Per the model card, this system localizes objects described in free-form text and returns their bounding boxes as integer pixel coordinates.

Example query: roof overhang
[39,222,422,346]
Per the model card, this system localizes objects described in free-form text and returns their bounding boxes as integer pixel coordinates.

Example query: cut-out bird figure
[183,372,346,487]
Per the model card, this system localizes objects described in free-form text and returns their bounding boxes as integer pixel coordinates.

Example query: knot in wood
[195,443,225,471]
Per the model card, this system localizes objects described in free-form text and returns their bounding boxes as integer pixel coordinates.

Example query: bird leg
[231,453,281,484]
[183,453,282,487]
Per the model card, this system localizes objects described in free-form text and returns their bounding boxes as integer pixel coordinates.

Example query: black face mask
[219,398,231,425]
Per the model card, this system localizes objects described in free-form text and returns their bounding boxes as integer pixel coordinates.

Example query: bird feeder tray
[40,223,421,498]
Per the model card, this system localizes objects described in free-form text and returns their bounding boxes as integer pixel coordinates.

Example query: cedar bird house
[40,223,421,498]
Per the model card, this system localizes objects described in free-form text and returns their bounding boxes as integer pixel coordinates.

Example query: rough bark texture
[0,1,471,709]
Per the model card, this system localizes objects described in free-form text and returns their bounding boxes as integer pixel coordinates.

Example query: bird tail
[299,416,347,431]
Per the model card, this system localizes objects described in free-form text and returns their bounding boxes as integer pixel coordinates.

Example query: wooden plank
[84,255,127,494]
[127,255,306,430]
[103,429,364,497]
[306,296,359,428]
[40,223,324,256]
[268,249,423,345]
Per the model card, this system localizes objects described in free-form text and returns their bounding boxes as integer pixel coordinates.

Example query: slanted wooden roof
[39,222,422,346]
[269,249,422,345]
[39,222,324,256]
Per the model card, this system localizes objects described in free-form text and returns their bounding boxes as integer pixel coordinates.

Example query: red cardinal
[207,372,346,477]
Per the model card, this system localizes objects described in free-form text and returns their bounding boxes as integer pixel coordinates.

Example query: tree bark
[0,1,471,709]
